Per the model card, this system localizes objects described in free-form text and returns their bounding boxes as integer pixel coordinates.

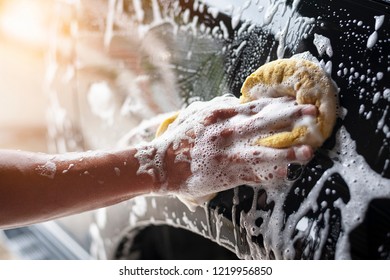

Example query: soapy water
[236,126,390,259]
[133,94,316,207]
[46,0,390,259]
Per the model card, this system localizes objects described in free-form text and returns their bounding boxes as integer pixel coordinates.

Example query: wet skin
[0,96,316,229]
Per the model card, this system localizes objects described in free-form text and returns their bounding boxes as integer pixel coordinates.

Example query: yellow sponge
[156,58,337,149]
[240,58,338,148]
[155,111,179,137]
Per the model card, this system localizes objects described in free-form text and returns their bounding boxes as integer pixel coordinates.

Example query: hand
[154,95,316,200]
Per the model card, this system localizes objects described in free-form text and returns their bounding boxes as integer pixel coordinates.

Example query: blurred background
[0,0,52,153]
[0,0,54,258]
[0,0,389,261]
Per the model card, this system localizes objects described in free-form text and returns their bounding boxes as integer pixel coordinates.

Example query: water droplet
[287,163,304,181]
[222,93,236,98]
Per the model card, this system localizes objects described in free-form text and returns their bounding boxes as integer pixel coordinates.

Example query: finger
[221,147,287,183]
[237,96,294,115]
[225,144,313,166]
[300,104,317,117]
[288,145,314,162]
[240,103,318,134]
[229,144,313,178]
[202,108,238,126]
[274,145,314,178]
[261,103,317,125]
[207,128,235,148]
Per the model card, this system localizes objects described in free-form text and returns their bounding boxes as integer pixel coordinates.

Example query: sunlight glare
[0,0,49,46]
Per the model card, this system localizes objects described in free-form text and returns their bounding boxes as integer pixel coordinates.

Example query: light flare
[0,0,50,47]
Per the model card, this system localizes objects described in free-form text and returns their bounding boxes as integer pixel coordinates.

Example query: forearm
[0,148,155,229]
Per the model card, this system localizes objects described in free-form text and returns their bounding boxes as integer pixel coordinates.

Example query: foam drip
[134,94,315,206]
[237,126,390,259]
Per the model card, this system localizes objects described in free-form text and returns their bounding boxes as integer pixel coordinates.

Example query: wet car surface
[3,0,390,259]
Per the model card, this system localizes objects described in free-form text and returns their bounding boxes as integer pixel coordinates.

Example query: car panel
[3,0,390,259]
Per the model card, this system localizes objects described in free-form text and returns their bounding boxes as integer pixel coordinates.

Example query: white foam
[366,15,385,49]
[89,0,387,260]
[96,208,107,229]
[237,126,390,259]
[134,94,318,207]
[275,17,291,59]
[35,160,56,179]
[367,31,378,49]
[87,81,115,125]
[133,0,144,22]
[89,223,107,259]
[219,21,230,40]
[313,34,333,57]
[104,0,116,48]
[374,15,385,30]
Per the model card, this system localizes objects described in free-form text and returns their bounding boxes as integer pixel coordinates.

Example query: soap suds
[313,34,333,57]
[48,0,389,260]
[367,15,385,49]
[35,161,56,179]
[87,81,115,125]
[235,126,390,259]
[135,94,316,207]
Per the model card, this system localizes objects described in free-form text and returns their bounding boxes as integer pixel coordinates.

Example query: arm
[154,95,315,201]
[0,148,154,229]
[0,95,316,229]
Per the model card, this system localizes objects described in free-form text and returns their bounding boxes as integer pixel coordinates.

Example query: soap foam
[235,126,390,259]
[35,160,57,179]
[135,94,315,206]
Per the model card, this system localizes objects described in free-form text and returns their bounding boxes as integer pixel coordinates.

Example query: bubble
[286,163,304,181]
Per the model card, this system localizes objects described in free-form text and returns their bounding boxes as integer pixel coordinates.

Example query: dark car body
[2,0,390,259]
